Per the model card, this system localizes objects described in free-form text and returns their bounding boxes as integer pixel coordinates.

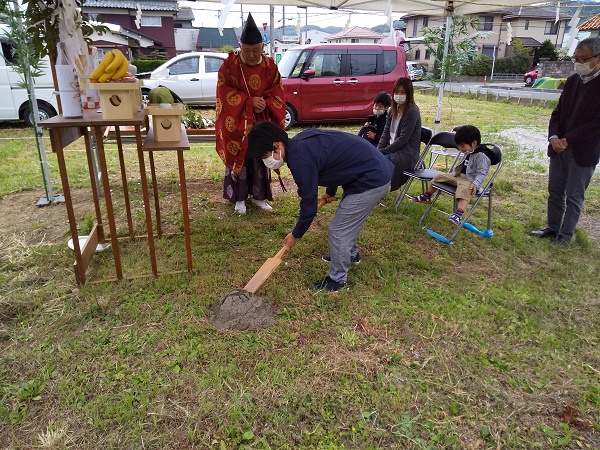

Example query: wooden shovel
[243,197,336,294]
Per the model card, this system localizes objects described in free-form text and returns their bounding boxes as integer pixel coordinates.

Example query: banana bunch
[90,49,129,82]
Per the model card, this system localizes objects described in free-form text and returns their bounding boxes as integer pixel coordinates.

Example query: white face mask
[394,94,407,104]
[575,61,596,77]
[262,154,284,170]
[373,108,385,116]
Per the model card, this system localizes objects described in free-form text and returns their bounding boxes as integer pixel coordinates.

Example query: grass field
[1,92,599,449]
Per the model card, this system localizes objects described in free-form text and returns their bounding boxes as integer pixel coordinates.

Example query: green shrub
[461,54,493,76]
[131,59,167,73]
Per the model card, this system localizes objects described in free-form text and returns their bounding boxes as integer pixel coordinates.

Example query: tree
[422,15,488,81]
[0,2,55,204]
[537,39,559,62]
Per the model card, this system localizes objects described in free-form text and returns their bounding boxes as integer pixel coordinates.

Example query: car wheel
[23,103,57,127]
[284,105,295,131]
[525,76,533,85]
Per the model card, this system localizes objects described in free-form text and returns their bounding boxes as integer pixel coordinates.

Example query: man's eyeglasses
[574,54,599,64]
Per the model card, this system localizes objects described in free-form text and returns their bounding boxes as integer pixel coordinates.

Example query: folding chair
[394,130,459,211]
[419,143,503,244]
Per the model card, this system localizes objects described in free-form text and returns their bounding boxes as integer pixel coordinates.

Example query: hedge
[131,59,168,73]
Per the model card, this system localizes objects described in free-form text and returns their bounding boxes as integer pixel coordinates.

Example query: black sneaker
[308,276,346,292]
[321,253,361,264]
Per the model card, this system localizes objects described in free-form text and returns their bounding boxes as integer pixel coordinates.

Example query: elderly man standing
[215,13,286,214]
[530,37,600,245]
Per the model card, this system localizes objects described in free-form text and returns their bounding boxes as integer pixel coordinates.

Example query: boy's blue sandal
[448,212,462,226]
[412,193,431,204]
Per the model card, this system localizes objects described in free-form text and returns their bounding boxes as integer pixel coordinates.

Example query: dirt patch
[496,127,549,166]
[208,289,276,330]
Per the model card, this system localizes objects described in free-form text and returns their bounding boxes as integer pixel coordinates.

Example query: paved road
[414,80,562,101]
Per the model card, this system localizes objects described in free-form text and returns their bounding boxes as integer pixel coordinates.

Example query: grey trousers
[328,182,390,284]
[547,150,596,237]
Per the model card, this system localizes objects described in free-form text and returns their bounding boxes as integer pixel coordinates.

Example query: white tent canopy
[199,0,552,21]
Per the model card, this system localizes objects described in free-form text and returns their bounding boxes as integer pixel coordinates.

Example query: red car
[277,43,408,130]
[524,68,539,86]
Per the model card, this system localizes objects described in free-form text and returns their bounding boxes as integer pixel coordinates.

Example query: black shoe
[322,253,361,264]
[529,228,556,239]
[308,276,346,292]
[551,235,571,246]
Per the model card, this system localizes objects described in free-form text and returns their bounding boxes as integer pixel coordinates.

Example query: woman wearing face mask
[377,77,422,191]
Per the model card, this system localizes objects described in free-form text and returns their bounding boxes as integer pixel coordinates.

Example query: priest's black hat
[240,13,262,45]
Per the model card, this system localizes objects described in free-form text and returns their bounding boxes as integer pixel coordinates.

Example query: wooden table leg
[83,130,105,243]
[177,149,192,272]
[149,151,162,236]
[115,126,134,238]
[51,128,87,285]
[135,126,158,277]
[94,126,123,280]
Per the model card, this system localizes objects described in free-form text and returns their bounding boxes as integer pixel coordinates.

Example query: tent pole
[434,12,453,134]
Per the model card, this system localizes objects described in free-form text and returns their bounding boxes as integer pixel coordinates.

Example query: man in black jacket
[247,122,394,292]
[530,37,600,245]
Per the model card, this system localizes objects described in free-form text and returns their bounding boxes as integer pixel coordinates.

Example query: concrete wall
[539,59,575,78]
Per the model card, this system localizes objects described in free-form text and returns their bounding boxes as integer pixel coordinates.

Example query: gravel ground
[495,127,549,166]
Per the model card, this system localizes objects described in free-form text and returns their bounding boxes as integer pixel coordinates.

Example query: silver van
[0,25,58,126]
[406,61,425,81]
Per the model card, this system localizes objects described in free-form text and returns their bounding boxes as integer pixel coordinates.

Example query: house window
[423,17,429,27]
[351,38,359,43]
[415,49,421,60]
[425,50,431,60]
[141,16,162,27]
[545,21,559,35]
[412,19,418,37]
[482,46,497,58]
[478,16,493,31]
[524,20,530,30]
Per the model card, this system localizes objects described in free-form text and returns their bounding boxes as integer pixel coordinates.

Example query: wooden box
[145,103,186,141]
[90,80,140,120]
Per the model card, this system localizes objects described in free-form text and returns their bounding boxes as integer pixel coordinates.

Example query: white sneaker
[234,201,246,214]
[251,199,273,211]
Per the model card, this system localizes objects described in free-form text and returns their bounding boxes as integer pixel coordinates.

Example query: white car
[140,52,226,105]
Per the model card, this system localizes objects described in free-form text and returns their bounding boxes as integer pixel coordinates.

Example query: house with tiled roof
[326,26,385,44]
[82,0,179,58]
[578,14,600,37]
[175,6,195,29]
[174,27,238,54]
[404,7,569,68]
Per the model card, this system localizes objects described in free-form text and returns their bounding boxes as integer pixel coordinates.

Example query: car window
[205,56,223,73]
[348,51,378,76]
[277,48,303,77]
[291,51,309,77]
[169,57,199,75]
[383,50,397,75]
[0,40,17,65]
[307,50,342,77]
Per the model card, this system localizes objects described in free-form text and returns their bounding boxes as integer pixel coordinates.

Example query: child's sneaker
[448,212,462,226]
[413,192,431,204]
